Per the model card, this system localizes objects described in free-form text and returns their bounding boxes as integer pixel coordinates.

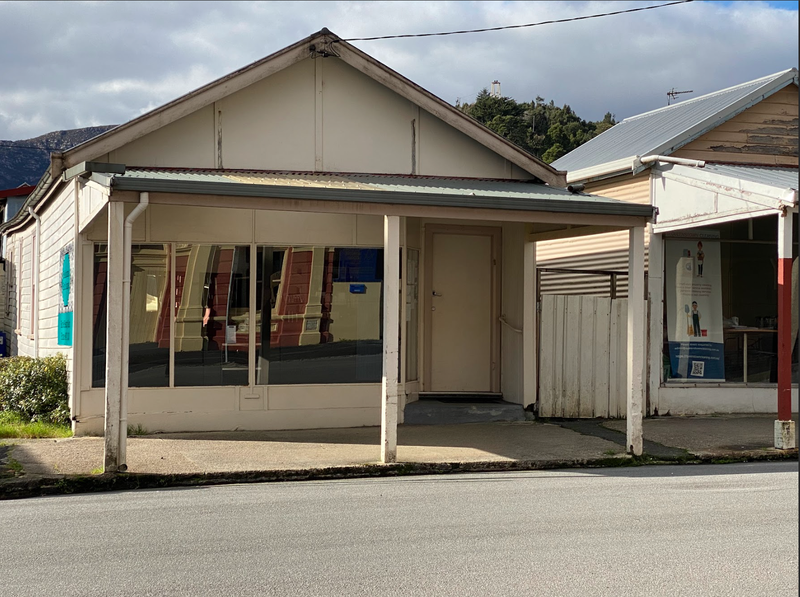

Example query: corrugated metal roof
[701,164,798,191]
[552,69,798,174]
[106,169,654,217]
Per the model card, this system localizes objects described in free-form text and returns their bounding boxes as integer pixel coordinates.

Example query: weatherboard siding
[16,234,33,356]
[37,185,76,358]
[674,84,799,166]
[536,174,651,296]
[2,187,76,404]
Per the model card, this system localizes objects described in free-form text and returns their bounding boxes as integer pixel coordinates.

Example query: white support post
[103,202,125,472]
[381,215,400,463]
[647,231,664,415]
[523,240,537,407]
[775,209,795,449]
[627,226,646,456]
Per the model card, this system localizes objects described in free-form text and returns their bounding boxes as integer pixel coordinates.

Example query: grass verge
[0,411,73,439]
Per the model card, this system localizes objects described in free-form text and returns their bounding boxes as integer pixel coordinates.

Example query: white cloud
[0,0,796,140]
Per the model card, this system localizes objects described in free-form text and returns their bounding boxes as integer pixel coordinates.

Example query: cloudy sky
[0,1,797,141]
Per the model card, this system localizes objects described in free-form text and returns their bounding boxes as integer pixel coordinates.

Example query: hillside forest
[457,89,616,164]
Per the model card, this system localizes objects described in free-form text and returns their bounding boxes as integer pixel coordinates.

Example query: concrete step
[404,397,525,425]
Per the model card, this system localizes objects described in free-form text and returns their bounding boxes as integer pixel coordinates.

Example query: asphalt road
[1,462,797,596]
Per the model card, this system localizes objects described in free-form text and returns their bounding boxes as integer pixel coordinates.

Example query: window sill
[662,382,798,389]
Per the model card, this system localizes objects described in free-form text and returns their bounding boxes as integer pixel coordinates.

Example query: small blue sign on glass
[349,284,367,294]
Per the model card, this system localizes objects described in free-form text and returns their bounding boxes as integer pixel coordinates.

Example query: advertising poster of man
[664,233,725,381]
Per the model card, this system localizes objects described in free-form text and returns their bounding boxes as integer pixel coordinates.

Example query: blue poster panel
[664,234,725,381]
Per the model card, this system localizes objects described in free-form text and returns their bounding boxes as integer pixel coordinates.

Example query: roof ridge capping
[624,67,798,123]
[57,28,565,187]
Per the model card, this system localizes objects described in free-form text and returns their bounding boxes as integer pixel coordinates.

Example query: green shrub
[0,354,70,425]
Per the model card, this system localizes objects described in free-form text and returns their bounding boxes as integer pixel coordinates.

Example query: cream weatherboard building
[542,68,798,446]
[0,30,653,470]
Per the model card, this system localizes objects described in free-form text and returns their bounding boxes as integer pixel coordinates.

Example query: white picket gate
[538,295,628,418]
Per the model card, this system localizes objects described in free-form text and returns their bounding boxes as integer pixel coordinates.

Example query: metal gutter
[27,207,41,357]
[565,157,636,184]
[109,176,655,218]
[62,161,125,181]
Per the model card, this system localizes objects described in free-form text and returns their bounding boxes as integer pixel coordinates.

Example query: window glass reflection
[128,245,171,387]
[174,244,250,386]
[405,248,419,382]
[256,246,383,384]
[92,244,108,387]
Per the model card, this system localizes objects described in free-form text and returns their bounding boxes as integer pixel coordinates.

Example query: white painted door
[429,233,493,392]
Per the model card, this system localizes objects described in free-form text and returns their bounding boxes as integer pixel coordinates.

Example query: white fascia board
[565,157,636,184]
[653,207,776,233]
[655,164,792,211]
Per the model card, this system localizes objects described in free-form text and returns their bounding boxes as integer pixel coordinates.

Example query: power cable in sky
[341,0,694,42]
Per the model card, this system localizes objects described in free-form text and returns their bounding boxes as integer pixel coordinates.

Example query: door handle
[432,291,442,297]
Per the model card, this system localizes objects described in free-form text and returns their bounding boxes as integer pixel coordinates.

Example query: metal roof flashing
[106,169,654,219]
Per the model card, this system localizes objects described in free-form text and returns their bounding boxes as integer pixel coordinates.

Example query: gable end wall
[674,84,799,166]
[100,57,534,180]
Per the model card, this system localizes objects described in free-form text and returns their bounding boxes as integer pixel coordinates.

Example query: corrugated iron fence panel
[539,295,628,418]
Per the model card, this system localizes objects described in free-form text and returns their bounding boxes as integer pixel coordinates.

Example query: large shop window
[255,247,384,384]
[93,244,171,387]
[93,244,384,387]
[174,244,250,386]
[662,218,799,385]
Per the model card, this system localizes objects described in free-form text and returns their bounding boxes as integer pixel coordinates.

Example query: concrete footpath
[1,414,797,499]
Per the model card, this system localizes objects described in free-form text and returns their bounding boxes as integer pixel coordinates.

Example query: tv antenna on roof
[667,87,693,105]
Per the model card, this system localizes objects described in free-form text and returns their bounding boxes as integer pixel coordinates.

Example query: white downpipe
[119,192,149,466]
[27,207,41,357]
[636,155,706,168]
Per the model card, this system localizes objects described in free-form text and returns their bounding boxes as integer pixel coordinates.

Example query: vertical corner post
[627,226,646,456]
[103,202,125,471]
[381,215,400,463]
[775,210,795,449]
[523,240,537,408]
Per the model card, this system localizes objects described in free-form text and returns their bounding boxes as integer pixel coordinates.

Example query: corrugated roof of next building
[701,164,799,192]
[552,68,799,174]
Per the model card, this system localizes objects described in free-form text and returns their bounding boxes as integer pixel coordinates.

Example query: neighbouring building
[541,69,798,433]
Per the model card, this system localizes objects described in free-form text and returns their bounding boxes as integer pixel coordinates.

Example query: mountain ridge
[0,125,117,189]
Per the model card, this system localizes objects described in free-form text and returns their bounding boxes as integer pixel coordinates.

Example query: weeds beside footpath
[0,411,73,439]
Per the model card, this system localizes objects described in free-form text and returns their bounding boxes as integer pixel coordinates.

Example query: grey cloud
[0,1,796,140]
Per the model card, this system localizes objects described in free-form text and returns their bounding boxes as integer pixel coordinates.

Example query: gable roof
[55,29,563,188]
[553,68,799,181]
